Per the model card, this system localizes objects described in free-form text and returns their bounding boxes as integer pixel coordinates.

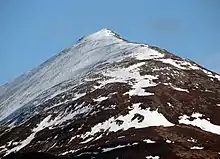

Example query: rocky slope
[1,29,220,159]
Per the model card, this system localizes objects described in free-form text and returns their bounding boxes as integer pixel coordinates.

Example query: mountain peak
[78,28,125,42]
[86,28,117,39]
[95,28,115,35]
[1,29,220,158]
[92,28,116,37]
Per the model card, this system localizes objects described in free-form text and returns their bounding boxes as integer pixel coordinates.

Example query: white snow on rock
[0,145,6,149]
[72,93,86,101]
[102,142,141,152]
[118,136,125,139]
[171,85,189,93]
[191,113,203,118]
[146,156,160,159]
[80,137,94,144]
[167,103,174,108]
[214,74,220,81]
[130,46,164,60]
[179,113,220,135]
[0,145,7,154]
[93,96,108,102]
[156,58,201,71]
[4,115,52,156]
[143,139,156,143]
[60,149,80,156]
[100,62,158,97]
[198,68,220,81]
[187,138,197,143]
[48,103,92,128]
[190,146,204,150]
[188,65,220,81]
[126,74,157,96]
[156,58,187,70]
[101,62,146,84]
[163,83,189,93]
[4,102,92,156]
[81,103,173,139]
[155,57,220,83]
[166,139,172,143]
[102,144,128,152]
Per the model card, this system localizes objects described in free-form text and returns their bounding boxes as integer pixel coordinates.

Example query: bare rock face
[1,29,220,159]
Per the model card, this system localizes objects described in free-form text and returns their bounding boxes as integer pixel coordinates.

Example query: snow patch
[80,137,94,144]
[5,103,92,156]
[102,144,129,152]
[166,140,172,143]
[187,138,197,143]
[99,62,157,97]
[60,149,80,156]
[170,85,189,93]
[190,146,204,150]
[193,67,220,81]
[118,136,125,139]
[93,96,108,102]
[82,103,173,139]
[163,83,189,93]
[214,74,220,81]
[156,58,187,70]
[157,58,201,72]
[143,139,156,143]
[5,115,52,156]
[167,103,173,108]
[179,113,220,135]
[191,113,203,118]
[131,46,164,60]
[126,75,157,96]
[146,156,160,159]
[0,145,7,153]
[49,104,92,127]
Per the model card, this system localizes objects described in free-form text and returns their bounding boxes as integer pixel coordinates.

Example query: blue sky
[0,0,219,84]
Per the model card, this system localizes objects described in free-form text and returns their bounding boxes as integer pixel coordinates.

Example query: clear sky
[0,0,219,84]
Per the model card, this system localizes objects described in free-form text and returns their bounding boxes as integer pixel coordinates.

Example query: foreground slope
[1,29,220,159]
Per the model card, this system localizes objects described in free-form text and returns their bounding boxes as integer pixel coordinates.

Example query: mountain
[1,29,220,159]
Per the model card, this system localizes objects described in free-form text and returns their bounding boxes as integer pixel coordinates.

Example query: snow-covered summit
[78,28,125,43]
[0,29,138,121]
[86,28,117,39]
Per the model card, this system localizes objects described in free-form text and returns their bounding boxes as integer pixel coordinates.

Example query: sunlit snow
[143,139,156,143]
[179,113,220,135]
[146,156,160,159]
[102,145,128,152]
[187,138,197,143]
[0,29,139,121]
[190,146,204,150]
[5,115,52,156]
[93,96,108,102]
[101,62,157,97]
[166,139,172,143]
[82,103,173,139]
